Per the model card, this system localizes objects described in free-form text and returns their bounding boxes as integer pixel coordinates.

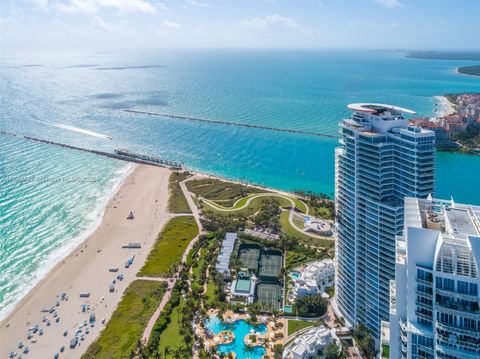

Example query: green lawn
[288,319,314,336]
[204,279,217,308]
[292,198,308,214]
[292,215,305,229]
[168,172,192,213]
[157,301,186,358]
[138,216,198,277]
[82,280,166,359]
[186,178,262,206]
[202,195,292,217]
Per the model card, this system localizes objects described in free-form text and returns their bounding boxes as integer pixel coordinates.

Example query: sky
[1,0,480,52]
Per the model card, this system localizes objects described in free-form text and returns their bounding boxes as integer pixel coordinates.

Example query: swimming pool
[290,271,301,279]
[205,316,267,359]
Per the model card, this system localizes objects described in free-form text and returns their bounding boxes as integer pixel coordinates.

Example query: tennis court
[259,254,283,278]
[256,283,282,311]
[238,247,260,271]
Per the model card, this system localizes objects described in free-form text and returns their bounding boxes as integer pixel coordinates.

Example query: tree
[320,342,340,359]
[353,324,376,359]
[294,294,328,317]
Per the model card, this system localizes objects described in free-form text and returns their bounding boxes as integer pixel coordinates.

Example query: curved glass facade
[335,106,435,340]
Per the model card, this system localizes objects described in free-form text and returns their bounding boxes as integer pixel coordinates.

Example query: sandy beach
[434,95,456,116]
[0,164,171,358]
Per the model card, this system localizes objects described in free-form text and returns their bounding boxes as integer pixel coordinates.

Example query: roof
[215,232,238,273]
[234,278,252,293]
[348,103,417,115]
[445,207,479,237]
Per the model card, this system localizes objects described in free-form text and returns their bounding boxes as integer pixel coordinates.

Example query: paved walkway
[140,176,204,345]
[140,278,176,343]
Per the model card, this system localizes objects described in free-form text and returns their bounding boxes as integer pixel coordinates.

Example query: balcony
[436,344,480,359]
[415,310,433,322]
[416,289,432,299]
[436,322,480,338]
[435,304,480,319]
[415,300,433,311]
[436,288,479,302]
[416,278,433,287]
[436,334,480,352]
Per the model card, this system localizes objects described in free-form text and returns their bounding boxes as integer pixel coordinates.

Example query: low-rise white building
[304,217,333,236]
[290,260,335,299]
[283,326,337,359]
[215,232,237,277]
[230,273,256,305]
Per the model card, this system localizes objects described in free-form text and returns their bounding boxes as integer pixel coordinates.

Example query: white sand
[434,95,456,116]
[0,164,171,359]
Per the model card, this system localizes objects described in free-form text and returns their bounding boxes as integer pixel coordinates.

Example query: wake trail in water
[30,115,113,140]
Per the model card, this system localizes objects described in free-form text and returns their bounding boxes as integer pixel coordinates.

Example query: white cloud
[373,0,403,8]
[161,20,182,29]
[238,14,300,31]
[91,15,116,31]
[185,0,210,8]
[31,0,50,12]
[54,0,97,14]
[53,0,161,15]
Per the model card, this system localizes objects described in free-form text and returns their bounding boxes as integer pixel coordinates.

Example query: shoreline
[433,95,456,117]
[0,164,171,358]
[0,163,135,322]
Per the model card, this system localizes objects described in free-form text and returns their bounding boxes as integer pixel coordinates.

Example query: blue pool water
[290,271,301,279]
[205,316,267,359]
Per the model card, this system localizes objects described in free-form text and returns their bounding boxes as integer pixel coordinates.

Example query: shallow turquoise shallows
[1,49,480,318]
[205,316,267,359]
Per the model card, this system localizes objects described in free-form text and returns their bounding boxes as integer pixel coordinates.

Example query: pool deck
[198,309,285,358]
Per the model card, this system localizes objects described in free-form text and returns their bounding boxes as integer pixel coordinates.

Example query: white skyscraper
[388,197,480,359]
[334,103,436,340]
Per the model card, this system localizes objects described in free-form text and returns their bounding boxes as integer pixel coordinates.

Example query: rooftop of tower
[347,103,417,115]
[406,197,480,239]
[342,102,431,135]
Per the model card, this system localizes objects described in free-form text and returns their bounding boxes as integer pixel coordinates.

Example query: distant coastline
[404,50,480,78]
[405,50,480,61]
[457,65,480,77]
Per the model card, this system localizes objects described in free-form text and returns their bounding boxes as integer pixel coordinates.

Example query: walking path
[140,279,176,343]
[140,176,204,345]
[201,192,334,241]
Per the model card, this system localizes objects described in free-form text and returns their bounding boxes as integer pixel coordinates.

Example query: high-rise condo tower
[334,103,436,340]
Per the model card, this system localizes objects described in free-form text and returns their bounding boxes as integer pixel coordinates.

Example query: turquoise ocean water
[1,49,480,318]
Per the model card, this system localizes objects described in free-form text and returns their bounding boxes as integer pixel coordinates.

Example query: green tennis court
[238,247,260,271]
[256,283,282,311]
[259,254,283,278]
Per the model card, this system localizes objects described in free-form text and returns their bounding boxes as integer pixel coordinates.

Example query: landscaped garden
[186,178,263,207]
[168,171,192,213]
[82,280,167,359]
[138,215,198,277]
[287,319,314,336]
